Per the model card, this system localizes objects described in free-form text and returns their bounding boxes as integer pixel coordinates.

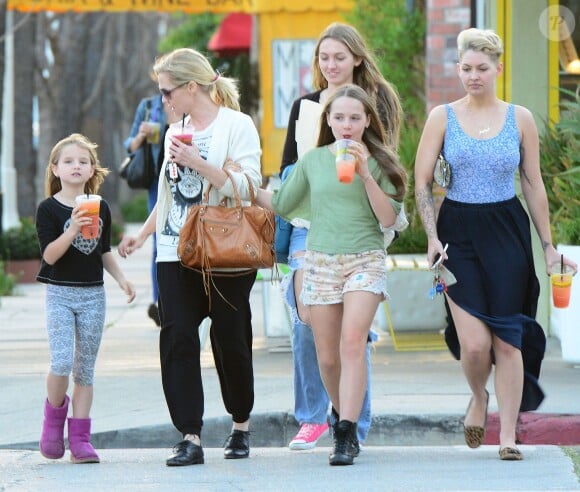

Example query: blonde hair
[45,133,109,197]
[153,48,240,111]
[312,22,403,149]
[457,28,503,63]
[317,84,407,201]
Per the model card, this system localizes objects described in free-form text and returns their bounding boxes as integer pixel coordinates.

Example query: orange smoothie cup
[75,194,101,240]
[335,139,355,184]
[551,264,574,309]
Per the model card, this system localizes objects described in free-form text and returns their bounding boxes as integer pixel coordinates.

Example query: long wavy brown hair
[311,22,403,149]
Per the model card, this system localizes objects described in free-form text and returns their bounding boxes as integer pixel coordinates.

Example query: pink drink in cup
[335,139,356,184]
[168,133,193,183]
[174,134,193,145]
[75,194,101,240]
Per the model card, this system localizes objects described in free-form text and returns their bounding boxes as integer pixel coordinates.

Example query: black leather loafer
[224,430,250,459]
[147,303,161,327]
[166,440,204,466]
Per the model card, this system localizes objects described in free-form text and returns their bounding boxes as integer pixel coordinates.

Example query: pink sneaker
[289,423,329,450]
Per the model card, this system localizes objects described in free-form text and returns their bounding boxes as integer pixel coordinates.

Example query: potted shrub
[0,261,17,296]
[0,217,42,283]
[540,88,580,246]
[540,88,580,362]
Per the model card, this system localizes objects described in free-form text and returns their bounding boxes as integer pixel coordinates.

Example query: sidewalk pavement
[1,225,580,490]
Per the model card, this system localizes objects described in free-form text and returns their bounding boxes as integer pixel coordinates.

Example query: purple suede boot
[68,417,100,464]
[39,395,69,459]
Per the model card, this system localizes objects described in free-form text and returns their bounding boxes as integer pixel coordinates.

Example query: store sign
[272,39,316,128]
[8,0,352,12]
[7,0,255,12]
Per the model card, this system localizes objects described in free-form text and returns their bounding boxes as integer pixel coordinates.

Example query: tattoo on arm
[542,240,552,251]
[415,186,438,239]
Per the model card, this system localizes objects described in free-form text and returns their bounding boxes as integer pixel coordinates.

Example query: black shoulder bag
[120,100,155,189]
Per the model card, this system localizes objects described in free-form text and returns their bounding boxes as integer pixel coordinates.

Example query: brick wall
[426,0,472,112]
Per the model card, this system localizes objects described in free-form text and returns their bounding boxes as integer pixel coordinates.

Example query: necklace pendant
[479,127,490,135]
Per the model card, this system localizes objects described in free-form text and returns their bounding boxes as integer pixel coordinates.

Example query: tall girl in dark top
[36,133,135,463]
[414,28,577,461]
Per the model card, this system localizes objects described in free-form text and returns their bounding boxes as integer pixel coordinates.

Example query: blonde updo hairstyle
[457,28,503,64]
[153,48,241,111]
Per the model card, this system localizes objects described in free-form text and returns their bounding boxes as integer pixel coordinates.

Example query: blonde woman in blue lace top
[414,28,577,461]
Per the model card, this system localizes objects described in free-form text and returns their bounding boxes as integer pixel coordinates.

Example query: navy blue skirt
[438,196,545,412]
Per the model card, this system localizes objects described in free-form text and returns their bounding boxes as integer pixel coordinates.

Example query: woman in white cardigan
[118,48,262,467]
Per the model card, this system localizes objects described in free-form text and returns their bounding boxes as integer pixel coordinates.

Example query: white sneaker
[288,423,329,450]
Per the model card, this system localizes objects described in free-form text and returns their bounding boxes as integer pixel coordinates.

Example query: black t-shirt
[36,196,112,287]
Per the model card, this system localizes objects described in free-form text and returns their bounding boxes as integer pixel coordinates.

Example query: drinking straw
[561,253,564,281]
[181,113,186,132]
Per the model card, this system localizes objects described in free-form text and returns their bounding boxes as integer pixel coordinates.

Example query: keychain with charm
[167,160,181,184]
[428,268,448,300]
[428,243,449,300]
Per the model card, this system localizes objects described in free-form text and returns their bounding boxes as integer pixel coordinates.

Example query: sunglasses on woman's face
[159,82,188,99]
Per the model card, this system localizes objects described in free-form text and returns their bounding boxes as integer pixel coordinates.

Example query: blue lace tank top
[442,104,520,203]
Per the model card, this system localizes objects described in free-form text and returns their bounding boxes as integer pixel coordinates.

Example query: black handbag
[119,143,154,189]
[120,99,155,190]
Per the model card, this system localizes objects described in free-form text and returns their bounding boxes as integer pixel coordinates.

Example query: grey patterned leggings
[46,284,106,386]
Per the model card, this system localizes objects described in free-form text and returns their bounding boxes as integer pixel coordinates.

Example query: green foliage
[159,14,259,115]
[159,13,223,55]
[0,217,42,261]
[540,88,580,245]
[388,121,427,254]
[121,192,149,222]
[159,13,222,56]
[347,0,426,125]
[0,261,17,296]
[348,0,427,253]
[562,447,580,481]
[110,220,124,247]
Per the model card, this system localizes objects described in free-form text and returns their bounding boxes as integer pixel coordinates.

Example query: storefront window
[271,39,316,128]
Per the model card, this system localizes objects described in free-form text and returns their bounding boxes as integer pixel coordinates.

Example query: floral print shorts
[301,249,388,305]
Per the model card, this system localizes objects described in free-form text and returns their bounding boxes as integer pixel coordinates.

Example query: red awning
[208,13,253,56]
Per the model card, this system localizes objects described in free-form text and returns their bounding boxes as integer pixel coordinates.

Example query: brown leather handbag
[177,170,275,276]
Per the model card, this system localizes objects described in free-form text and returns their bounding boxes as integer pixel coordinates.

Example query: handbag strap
[242,172,257,205]
[144,99,152,120]
[200,168,256,208]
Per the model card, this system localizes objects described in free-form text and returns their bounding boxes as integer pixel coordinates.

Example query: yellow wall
[258,11,348,176]
[491,0,552,332]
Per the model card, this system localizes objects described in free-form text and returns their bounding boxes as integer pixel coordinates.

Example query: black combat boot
[329,420,358,466]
